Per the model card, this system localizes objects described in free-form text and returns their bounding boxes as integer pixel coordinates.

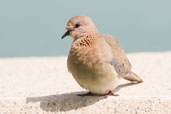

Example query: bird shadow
[26,91,106,112]
[26,82,138,112]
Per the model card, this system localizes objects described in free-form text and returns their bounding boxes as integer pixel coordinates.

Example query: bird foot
[77,91,119,96]
[77,92,95,96]
[106,90,119,96]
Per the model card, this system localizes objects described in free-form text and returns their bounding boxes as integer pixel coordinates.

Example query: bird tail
[122,72,143,83]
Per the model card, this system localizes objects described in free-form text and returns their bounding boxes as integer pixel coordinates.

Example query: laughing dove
[62,16,143,96]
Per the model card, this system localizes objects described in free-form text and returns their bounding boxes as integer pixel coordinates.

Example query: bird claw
[77,91,119,96]
[77,92,95,96]
[106,90,119,96]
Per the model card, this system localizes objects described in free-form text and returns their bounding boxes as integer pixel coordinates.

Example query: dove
[62,16,143,96]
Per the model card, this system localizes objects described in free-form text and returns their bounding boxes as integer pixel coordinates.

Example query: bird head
[62,16,99,39]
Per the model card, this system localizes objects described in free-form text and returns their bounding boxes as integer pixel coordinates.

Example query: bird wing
[102,35,132,76]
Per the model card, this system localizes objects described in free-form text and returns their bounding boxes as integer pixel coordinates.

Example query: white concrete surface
[0,52,171,114]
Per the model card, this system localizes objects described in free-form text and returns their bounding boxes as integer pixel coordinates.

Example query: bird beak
[61,30,71,39]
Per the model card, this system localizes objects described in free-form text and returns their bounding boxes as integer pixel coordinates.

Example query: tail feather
[122,72,143,83]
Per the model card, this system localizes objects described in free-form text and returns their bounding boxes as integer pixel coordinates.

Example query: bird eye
[75,24,80,28]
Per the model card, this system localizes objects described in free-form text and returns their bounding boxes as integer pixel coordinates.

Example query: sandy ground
[0,52,171,113]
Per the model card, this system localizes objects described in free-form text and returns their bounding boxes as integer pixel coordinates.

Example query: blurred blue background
[0,0,171,57]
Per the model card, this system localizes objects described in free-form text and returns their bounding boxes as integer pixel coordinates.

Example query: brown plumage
[62,16,143,95]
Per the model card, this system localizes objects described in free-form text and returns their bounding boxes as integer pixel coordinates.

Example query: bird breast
[67,36,113,74]
[67,36,118,94]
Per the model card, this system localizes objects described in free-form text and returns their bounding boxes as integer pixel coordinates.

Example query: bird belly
[68,61,118,94]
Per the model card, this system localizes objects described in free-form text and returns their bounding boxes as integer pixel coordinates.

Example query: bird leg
[77,92,95,96]
[106,90,119,96]
[77,91,119,96]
